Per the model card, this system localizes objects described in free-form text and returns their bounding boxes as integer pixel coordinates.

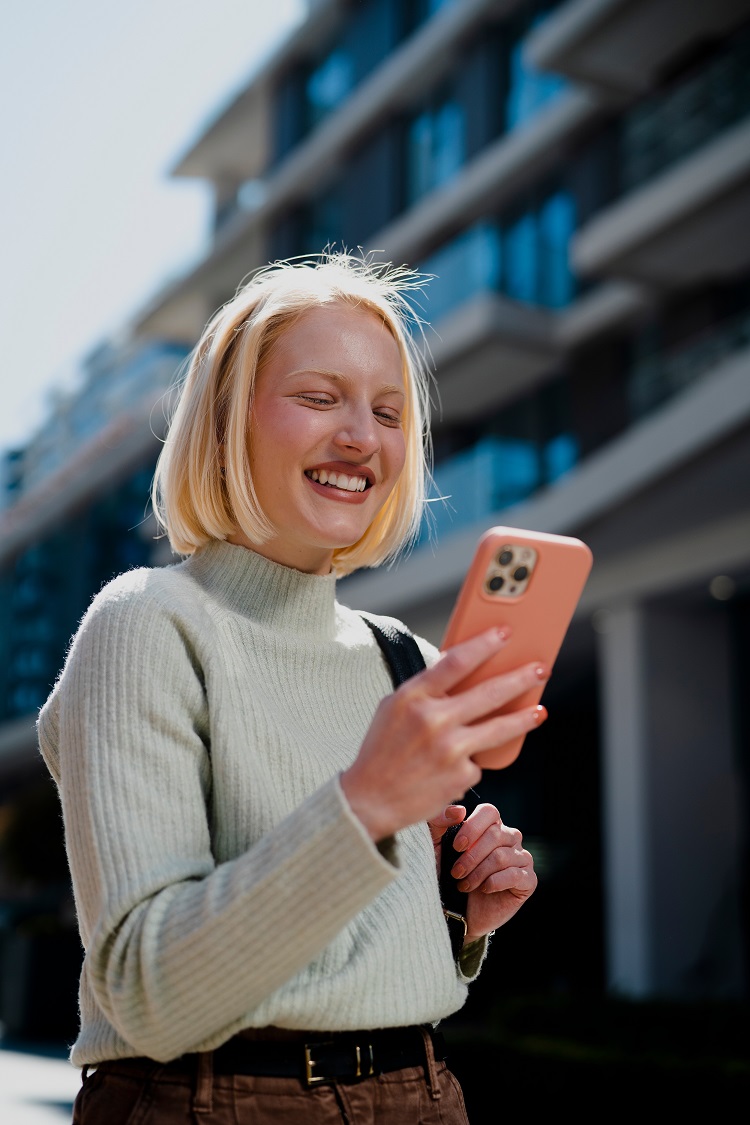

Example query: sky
[0,0,306,459]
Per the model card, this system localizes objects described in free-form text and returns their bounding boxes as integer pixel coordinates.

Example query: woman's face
[232,301,407,574]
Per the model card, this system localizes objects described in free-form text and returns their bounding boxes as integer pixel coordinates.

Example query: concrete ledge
[525,0,750,96]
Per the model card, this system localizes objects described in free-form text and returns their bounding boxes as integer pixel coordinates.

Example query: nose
[333,401,381,457]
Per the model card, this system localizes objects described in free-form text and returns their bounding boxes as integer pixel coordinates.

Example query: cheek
[388,431,408,480]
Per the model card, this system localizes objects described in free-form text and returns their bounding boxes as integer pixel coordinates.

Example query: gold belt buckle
[304,1039,375,1085]
[304,1040,334,1086]
[354,1041,375,1078]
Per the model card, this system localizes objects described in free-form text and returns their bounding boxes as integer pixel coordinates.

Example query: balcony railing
[620,26,750,194]
[419,428,578,546]
[628,304,750,420]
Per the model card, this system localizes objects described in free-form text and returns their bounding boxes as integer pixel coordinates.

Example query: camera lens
[488,575,505,592]
[498,549,513,566]
[513,566,528,582]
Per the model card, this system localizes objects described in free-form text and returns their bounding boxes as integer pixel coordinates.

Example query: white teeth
[307,469,368,491]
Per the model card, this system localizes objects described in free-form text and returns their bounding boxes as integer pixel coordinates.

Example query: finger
[450,803,502,855]
[451,813,521,876]
[451,812,522,879]
[453,703,548,761]
[446,662,549,728]
[473,859,537,898]
[456,842,532,892]
[426,804,466,844]
[420,628,511,697]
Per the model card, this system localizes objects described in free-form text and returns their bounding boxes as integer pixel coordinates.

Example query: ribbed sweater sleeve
[38,577,398,1063]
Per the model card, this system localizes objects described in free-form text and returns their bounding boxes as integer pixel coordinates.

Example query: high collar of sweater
[185,540,339,639]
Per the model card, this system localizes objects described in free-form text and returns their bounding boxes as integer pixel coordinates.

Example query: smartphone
[441,526,593,770]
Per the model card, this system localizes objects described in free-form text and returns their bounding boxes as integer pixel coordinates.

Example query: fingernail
[533,705,548,725]
[534,665,548,680]
[457,879,471,892]
[452,863,466,878]
[497,626,511,642]
[454,835,468,851]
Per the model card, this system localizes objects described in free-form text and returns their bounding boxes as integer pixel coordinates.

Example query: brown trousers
[71,1029,471,1124]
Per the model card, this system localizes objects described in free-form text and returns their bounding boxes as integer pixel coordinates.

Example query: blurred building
[1,0,749,1038]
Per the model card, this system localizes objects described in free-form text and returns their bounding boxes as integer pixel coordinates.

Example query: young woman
[38,253,544,1124]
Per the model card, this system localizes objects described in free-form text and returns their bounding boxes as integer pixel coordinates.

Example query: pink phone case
[441,526,593,770]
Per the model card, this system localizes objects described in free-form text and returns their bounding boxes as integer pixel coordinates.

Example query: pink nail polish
[533,705,548,724]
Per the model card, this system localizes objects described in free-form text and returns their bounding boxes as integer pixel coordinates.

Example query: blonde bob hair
[151,251,433,576]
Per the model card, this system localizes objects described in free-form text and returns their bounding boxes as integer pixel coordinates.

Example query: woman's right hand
[340,627,548,843]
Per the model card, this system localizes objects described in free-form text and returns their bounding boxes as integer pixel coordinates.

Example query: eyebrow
[286,367,406,398]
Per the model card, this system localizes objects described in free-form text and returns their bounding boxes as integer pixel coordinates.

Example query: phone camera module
[484,542,538,599]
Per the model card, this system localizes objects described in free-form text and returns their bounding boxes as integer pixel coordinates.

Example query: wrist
[340,768,393,843]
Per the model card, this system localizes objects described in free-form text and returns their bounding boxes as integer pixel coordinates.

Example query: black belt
[111,1025,444,1088]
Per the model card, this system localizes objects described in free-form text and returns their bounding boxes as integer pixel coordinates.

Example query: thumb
[427,804,466,844]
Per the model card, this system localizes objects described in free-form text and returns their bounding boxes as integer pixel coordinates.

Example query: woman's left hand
[428,803,537,945]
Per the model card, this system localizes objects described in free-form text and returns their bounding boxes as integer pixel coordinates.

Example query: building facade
[1,0,749,1035]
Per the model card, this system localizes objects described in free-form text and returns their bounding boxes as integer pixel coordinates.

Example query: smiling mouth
[305,469,371,493]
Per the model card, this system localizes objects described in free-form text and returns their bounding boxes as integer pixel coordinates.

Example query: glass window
[406,95,466,205]
[543,433,578,482]
[419,224,501,324]
[538,191,576,308]
[304,187,343,255]
[505,14,567,131]
[306,49,354,128]
[492,439,541,508]
[505,212,539,304]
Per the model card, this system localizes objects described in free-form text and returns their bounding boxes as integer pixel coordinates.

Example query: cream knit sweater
[37,540,487,1067]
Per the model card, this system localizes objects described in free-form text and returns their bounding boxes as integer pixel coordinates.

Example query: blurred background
[1,0,749,1118]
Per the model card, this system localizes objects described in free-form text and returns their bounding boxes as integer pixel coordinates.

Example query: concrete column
[596,599,745,999]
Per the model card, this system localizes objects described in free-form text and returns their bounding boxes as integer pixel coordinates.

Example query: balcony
[0,343,188,567]
[524,0,750,97]
[412,196,580,421]
[573,118,750,288]
[347,284,750,609]
[340,331,750,623]
[571,32,750,287]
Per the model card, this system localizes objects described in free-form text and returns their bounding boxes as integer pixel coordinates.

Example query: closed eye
[374,410,402,425]
[295,394,334,406]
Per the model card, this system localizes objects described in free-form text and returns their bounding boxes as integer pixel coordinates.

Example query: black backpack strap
[358,611,427,687]
[359,611,468,960]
